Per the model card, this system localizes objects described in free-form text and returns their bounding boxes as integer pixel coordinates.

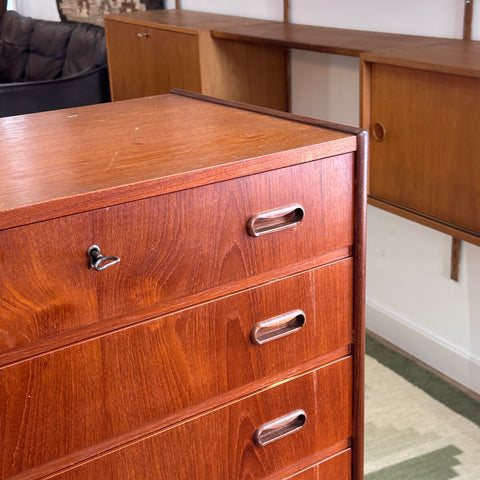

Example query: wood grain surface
[39,359,353,480]
[0,92,366,480]
[368,63,480,237]
[105,19,202,101]
[0,261,352,477]
[104,9,277,33]
[285,449,352,479]
[0,155,353,351]
[0,94,354,230]
[361,41,480,78]
[211,22,446,57]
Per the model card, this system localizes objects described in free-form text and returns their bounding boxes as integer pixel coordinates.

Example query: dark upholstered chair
[0,11,110,117]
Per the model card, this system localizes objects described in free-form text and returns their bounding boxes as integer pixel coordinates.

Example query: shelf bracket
[284,0,290,22]
[464,0,475,40]
[450,237,462,281]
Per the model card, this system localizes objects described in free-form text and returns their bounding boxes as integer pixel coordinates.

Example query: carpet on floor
[364,334,480,479]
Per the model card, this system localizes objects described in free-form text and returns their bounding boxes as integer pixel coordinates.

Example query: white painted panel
[290,50,359,126]
[367,206,472,353]
[179,0,283,20]
[7,0,60,20]
[366,301,480,395]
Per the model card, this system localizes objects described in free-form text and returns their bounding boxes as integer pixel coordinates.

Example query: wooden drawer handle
[253,410,307,447]
[87,245,120,271]
[246,204,304,237]
[250,310,306,345]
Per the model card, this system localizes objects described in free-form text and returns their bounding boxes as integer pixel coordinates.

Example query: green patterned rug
[365,335,480,479]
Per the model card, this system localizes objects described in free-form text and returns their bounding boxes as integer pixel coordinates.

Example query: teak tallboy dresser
[0,91,367,480]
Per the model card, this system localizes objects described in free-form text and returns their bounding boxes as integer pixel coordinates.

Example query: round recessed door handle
[87,245,120,271]
[373,122,386,142]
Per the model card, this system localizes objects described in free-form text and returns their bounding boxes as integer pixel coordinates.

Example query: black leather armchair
[0,11,110,117]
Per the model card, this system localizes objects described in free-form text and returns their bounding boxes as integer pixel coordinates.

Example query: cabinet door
[368,63,480,236]
[104,19,202,101]
[287,450,351,479]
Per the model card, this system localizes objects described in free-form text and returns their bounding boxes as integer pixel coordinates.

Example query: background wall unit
[362,43,480,246]
[104,10,288,110]
[164,0,480,396]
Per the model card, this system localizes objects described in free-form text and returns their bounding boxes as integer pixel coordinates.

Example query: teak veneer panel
[285,449,352,479]
[38,359,353,480]
[104,20,202,100]
[104,10,288,108]
[361,40,480,78]
[364,60,480,244]
[0,94,353,230]
[105,9,276,34]
[0,157,354,351]
[212,22,445,57]
[1,261,353,476]
[0,92,367,480]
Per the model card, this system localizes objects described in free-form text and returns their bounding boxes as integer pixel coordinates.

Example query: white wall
[7,0,60,20]
[175,0,480,394]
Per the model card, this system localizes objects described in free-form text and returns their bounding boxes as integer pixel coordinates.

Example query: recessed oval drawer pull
[250,310,306,345]
[87,245,121,271]
[253,409,307,447]
[246,204,304,237]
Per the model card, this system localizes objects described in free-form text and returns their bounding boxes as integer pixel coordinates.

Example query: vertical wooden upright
[451,0,476,279]
[283,0,292,112]
[463,0,474,40]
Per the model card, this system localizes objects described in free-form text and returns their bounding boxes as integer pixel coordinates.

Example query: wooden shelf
[361,40,480,77]
[211,22,448,57]
[104,9,277,34]
[103,8,480,245]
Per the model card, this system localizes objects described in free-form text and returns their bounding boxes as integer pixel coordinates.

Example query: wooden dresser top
[0,92,355,230]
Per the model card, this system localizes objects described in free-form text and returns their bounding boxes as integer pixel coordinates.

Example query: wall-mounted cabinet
[362,42,480,245]
[104,10,288,111]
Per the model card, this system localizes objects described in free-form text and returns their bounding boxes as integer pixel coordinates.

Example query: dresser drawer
[286,450,351,479]
[0,259,352,477]
[48,358,353,480]
[0,155,353,351]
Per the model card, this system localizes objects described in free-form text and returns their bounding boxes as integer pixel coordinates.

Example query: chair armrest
[0,64,110,118]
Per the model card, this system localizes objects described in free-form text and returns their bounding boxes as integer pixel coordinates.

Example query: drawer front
[49,358,353,480]
[286,450,352,479]
[0,260,352,478]
[0,156,353,351]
